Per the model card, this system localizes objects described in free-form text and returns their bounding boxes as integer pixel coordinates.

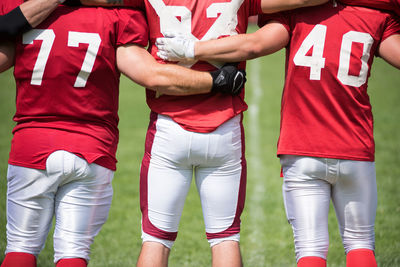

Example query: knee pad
[208,233,240,247]
[141,231,174,249]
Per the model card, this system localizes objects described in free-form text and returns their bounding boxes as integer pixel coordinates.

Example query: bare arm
[194,21,289,62]
[0,42,15,73]
[260,0,329,13]
[378,34,400,69]
[0,0,60,38]
[117,44,213,95]
[20,0,61,28]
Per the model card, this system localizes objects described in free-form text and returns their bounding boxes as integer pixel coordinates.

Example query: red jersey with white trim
[258,2,400,161]
[124,0,262,132]
[1,3,148,170]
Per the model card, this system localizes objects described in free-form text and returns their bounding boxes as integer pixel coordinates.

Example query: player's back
[8,5,148,171]
[260,3,400,161]
[13,6,146,129]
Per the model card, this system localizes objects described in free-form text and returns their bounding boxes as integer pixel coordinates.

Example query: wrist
[210,69,227,93]
[184,39,195,59]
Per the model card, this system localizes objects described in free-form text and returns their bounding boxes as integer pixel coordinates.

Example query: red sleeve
[393,0,400,16]
[382,13,400,41]
[338,0,400,15]
[249,0,262,16]
[123,0,145,8]
[0,0,22,15]
[258,12,290,32]
[115,8,149,47]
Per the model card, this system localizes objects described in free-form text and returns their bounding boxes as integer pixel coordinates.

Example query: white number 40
[23,29,101,87]
[293,24,374,87]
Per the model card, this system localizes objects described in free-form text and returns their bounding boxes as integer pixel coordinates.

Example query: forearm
[117,44,212,96]
[146,64,213,95]
[260,0,328,13]
[195,22,288,62]
[195,34,264,62]
[20,0,61,28]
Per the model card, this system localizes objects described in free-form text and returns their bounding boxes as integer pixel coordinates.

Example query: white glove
[156,32,195,61]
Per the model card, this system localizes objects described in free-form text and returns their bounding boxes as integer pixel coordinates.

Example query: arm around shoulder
[116,44,213,96]
[195,21,289,62]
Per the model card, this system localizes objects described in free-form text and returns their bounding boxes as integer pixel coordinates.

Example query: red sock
[298,256,326,267]
[346,249,377,267]
[1,252,36,267]
[56,258,87,267]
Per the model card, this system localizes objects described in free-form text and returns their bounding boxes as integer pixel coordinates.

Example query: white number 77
[23,29,101,87]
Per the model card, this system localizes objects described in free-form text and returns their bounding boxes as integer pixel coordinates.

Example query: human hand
[156,32,195,61]
[210,63,246,96]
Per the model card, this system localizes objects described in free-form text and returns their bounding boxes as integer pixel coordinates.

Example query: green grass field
[1,34,400,266]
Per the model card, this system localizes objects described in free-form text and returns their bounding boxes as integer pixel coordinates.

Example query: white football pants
[140,113,246,248]
[5,150,114,263]
[280,155,377,262]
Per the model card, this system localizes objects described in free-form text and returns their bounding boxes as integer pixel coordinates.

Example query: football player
[156,1,400,266]
[77,0,331,266]
[0,2,245,267]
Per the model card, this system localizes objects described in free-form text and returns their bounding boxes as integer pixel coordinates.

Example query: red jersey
[259,3,400,161]
[124,0,262,132]
[338,0,400,16]
[1,3,148,170]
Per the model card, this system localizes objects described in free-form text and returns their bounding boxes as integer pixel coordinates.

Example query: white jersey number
[149,0,244,67]
[293,25,373,87]
[23,29,101,87]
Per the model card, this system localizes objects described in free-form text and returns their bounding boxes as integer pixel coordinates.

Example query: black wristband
[63,0,82,6]
[0,7,32,40]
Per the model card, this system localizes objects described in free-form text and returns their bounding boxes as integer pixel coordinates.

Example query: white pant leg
[52,151,114,263]
[141,115,194,243]
[194,115,245,246]
[5,151,114,263]
[333,160,377,254]
[141,114,245,247]
[281,155,331,261]
[6,165,57,256]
